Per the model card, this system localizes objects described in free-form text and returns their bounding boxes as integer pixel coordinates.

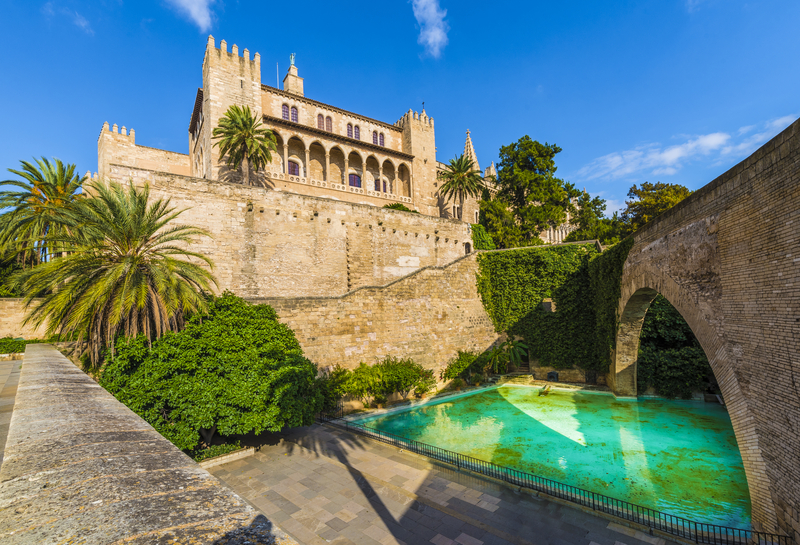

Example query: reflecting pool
[355,385,751,529]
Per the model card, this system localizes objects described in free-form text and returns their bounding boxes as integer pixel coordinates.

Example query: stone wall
[109,164,470,298]
[613,117,800,540]
[97,123,189,180]
[0,343,295,544]
[252,252,500,374]
[0,299,45,339]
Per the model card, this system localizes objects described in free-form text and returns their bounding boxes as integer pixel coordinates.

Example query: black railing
[324,418,790,545]
[316,400,345,422]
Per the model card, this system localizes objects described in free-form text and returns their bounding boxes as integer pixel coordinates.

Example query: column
[344,157,349,186]
[378,163,383,193]
[325,153,330,183]
[304,148,310,179]
[283,144,289,174]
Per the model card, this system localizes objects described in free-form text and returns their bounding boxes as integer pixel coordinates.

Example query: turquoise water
[356,385,751,529]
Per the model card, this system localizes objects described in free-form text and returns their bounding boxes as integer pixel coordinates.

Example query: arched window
[372,131,378,145]
[475,211,479,223]
[317,114,324,129]
[325,116,332,132]
[382,180,387,193]
[465,243,472,255]
[282,104,289,120]
[347,124,353,138]
[379,133,385,147]
[374,179,381,192]
[288,161,300,176]
[354,126,360,140]
[349,173,361,188]
[290,107,298,123]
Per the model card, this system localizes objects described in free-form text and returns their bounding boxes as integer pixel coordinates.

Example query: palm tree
[437,154,485,220]
[0,157,86,266]
[11,180,217,370]
[212,105,277,186]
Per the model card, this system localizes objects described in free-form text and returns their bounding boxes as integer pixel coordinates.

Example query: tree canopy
[437,154,484,220]
[100,293,323,450]
[212,104,277,187]
[620,182,694,236]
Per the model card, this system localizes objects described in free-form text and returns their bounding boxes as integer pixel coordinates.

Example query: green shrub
[414,369,437,397]
[0,337,50,354]
[191,441,242,462]
[344,362,380,407]
[318,364,351,413]
[383,203,419,213]
[440,350,479,380]
[469,373,483,385]
[450,378,465,389]
[100,292,323,451]
[377,356,426,400]
[470,224,496,250]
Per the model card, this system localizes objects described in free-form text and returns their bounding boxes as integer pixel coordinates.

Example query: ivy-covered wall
[475,239,634,373]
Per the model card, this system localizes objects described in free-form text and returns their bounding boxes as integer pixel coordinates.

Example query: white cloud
[411,0,449,58]
[41,2,93,34]
[685,0,707,13]
[164,0,215,32]
[577,115,796,182]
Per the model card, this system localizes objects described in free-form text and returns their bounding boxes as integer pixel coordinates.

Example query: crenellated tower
[396,109,438,216]
[195,36,262,182]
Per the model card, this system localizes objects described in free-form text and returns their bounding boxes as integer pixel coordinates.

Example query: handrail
[323,418,790,545]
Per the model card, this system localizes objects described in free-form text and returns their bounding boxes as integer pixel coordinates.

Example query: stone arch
[365,156,380,190]
[382,160,396,194]
[287,136,305,177]
[329,146,345,184]
[309,142,326,181]
[614,267,776,532]
[348,151,363,187]
[272,133,285,173]
[398,163,411,197]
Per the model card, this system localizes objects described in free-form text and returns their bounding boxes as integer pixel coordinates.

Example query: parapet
[395,109,434,128]
[204,35,260,71]
[98,121,135,144]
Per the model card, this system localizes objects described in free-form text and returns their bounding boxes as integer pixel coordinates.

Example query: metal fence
[325,418,790,545]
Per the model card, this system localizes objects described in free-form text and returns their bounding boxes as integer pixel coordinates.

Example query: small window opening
[288,161,300,176]
[349,173,361,188]
[282,104,289,120]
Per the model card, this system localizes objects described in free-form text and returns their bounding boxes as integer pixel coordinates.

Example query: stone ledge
[0,344,297,545]
[200,447,257,469]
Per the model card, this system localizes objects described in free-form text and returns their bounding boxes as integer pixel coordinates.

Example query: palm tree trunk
[242,152,250,186]
[460,192,465,220]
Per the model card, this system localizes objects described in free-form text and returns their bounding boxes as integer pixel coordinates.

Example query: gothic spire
[463,130,480,173]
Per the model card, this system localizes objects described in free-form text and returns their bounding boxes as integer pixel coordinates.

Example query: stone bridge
[610,118,799,539]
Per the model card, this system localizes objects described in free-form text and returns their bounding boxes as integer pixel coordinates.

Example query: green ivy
[470,224,496,250]
[475,239,634,373]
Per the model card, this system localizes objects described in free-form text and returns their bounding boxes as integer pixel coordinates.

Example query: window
[475,211,479,223]
[349,173,361,188]
[379,133,385,147]
[288,161,300,176]
[382,180,387,193]
[373,131,378,145]
[354,126,360,140]
[374,179,381,192]
[326,116,332,132]
[282,104,289,120]
[291,107,298,123]
[465,243,472,255]
[317,114,324,129]
[347,124,353,138]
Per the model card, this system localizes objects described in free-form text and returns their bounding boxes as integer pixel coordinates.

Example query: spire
[463,130,480,173]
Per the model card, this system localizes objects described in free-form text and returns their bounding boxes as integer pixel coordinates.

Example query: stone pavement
[0,359,21,466]
[209,424,679,545]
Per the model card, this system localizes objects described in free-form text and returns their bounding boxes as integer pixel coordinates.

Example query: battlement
[98,121,135,143]
[204,35,260,71]
[395,109,434,128]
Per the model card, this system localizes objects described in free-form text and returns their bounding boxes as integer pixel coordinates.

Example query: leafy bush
[383,203,419,213]
[450,378,465,390]
[636,295,712,399]
[318,365,351,413]
[470,224,496,250]
[414,369,437,397]
[191,441,243,462]
[344,362,380,407]
[100,293,323,451]
[0,337,49,354]
[377,356,427,400]
[440,350,479,380]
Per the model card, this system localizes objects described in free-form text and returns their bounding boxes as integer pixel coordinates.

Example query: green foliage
[587,238,635,371]
[0,256,21,297]
[484,347,508,374]
[343,357,434,405]
[476,241,635,373]
[470,224,496,250]
[212,104,277,186]
[437,154,485,220]
[377,356,427,399]
[564,192,622,245]
[190,441,242,462]
[0,337,37,354]
[344,362,380,407]
[637,295,712,399]
[502,338,528,367]
[414,369,437,397]
[12,181,217,370]
[318,364,351,413]
[478,198,529,249]
[100,293,322,451]
[440,350,480,381]
[495,136,577,236]
[621,182,693,236]
[383,203,419,213]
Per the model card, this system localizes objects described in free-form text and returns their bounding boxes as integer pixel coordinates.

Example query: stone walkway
[209,424,678,545]
[0,359,21,466]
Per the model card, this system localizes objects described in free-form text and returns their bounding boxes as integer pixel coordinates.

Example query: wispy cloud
[41,2,94,35]
[164,0,216,32]
[685,0,707,13]
[577,115,795,182]
[411,0,449,58]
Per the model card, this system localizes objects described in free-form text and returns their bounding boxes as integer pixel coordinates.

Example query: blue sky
[1,0,798,213]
